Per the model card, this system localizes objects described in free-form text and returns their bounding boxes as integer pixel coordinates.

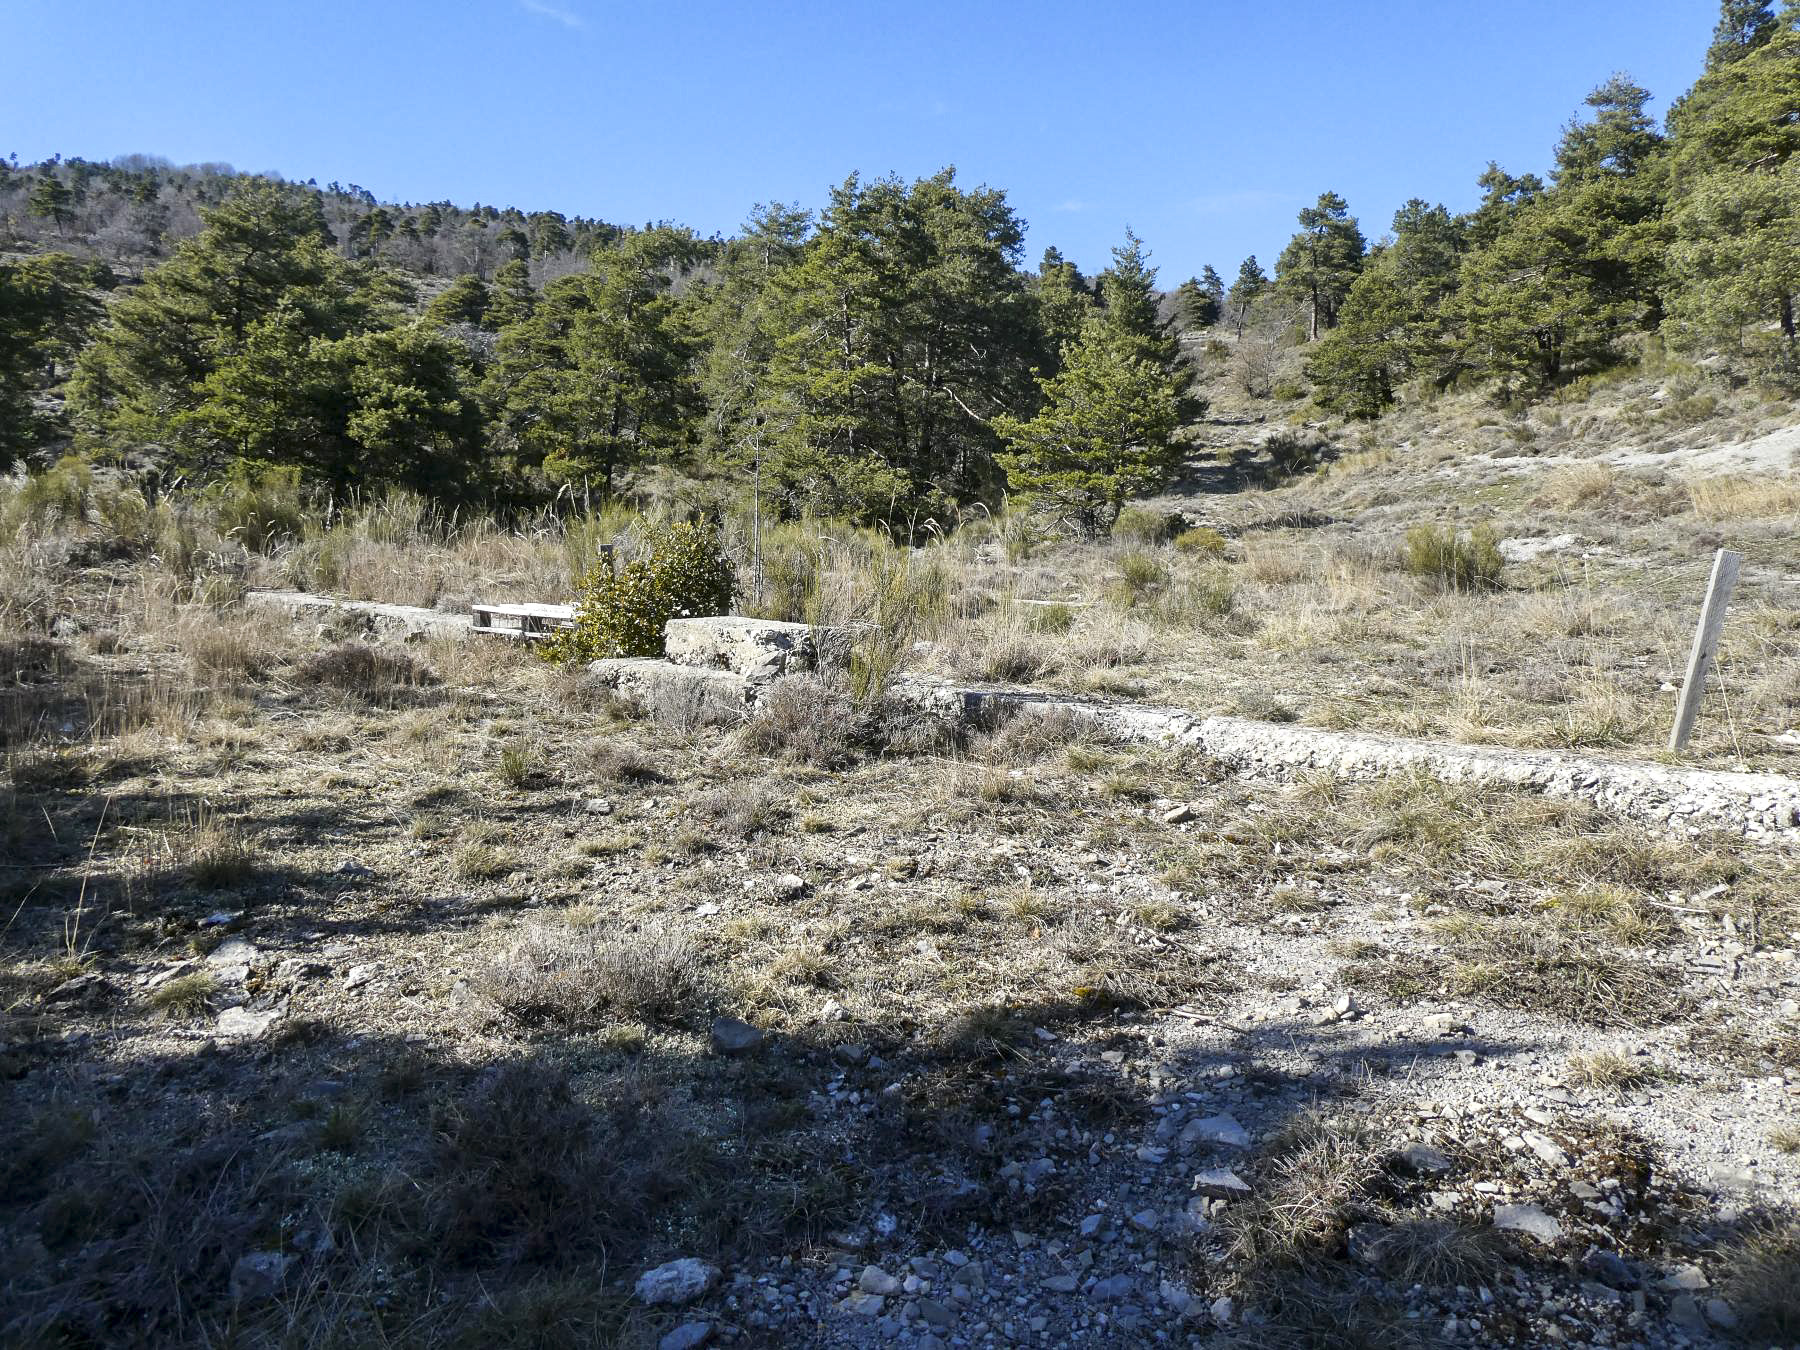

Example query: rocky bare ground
[3,592,1798,1348]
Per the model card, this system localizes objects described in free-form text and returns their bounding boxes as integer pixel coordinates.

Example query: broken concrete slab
[664,616,848,681]
[245,590,469,640]
[586,658,753,727]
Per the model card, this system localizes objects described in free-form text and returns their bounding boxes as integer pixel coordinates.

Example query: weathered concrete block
[664,616,847,681]
[586,658,752,727]
[245,590,469,640]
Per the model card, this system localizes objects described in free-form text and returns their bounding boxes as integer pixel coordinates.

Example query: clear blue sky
[7,0,1717,281]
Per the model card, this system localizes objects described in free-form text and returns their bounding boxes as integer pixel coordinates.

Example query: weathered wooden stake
[1668,547,1742,752]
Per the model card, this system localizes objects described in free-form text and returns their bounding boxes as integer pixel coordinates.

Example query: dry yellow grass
[1686,473,1800,521]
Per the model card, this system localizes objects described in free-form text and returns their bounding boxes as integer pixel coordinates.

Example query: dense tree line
[1291,0,1800,416]
[2,0,1796,525]
[3,160,1191,530]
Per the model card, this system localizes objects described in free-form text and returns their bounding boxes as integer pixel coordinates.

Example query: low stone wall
[244,590,469,640]
[894,676,1800,846]
[242,598,1800,845]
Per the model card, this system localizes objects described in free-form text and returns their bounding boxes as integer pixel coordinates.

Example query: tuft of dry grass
[1566,1049,1660,1092]
[145,971,218,1018]
[1717,1218,1800,1343]
[738,673,862,768]
[479,922,709,1029]
[1435,914,1680,1027]
[183,811,257,888]
[291,641,434,703]
[1686,473,1800,521]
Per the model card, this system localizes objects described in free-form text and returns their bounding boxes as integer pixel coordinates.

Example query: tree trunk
[1781,293,1796,341]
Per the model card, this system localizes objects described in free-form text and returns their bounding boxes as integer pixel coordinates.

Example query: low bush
[1173,526,1228,558]
[480,923,708,1029]
[739,673,862,768]
[545,519,733,663]
[1400,524,1504,592]
[292,641,434,701]
[1111,507,1181,545]
[1263,429,1329,478]
[1114,551,1167,604]
[204,463,307,553]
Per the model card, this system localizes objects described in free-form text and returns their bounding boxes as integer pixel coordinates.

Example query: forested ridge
[3,0,1798,531]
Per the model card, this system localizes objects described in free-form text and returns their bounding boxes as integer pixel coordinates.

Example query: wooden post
[1668,547,1742,752]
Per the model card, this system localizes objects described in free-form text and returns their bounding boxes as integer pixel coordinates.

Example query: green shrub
[1024,602,1078,634]
[752,527,823,622]
[1173,526,1228,558]
[1112,551,1167,607]
[1271,378,1308,401]
[4,455,92,533]
[1263,429,1328,478]
[205,463,308,553]
[1401,524,1505,593]
[545,520,733,663]
[1111,507,1181,545]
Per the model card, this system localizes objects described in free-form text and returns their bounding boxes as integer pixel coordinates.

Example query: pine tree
[1275,192,1366,339]
[487,227,703,497]
[993,317,1184,535]
[754,169,1037,523]
[425,274,492,329]
[1706,0,1778,69]
[68,181,378,471]
[0,253,105,463]
[1307,201,1464,416]
[27,175,76,235]
[1225,256,1268,337]
[1033,246,1095,360]
[1174,274,1220,329]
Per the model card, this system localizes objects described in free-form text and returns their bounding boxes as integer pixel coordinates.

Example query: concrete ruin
[241,595,1800,845]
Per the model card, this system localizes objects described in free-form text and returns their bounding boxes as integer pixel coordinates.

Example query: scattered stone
[207,937,259,966]
[858,1265,900,1296]
[583,798,614,816]
[215,1006,281,1040]
[1129,1207,1159,1232]
[1090,1274,1135,1301]
[335,860,374,879]
[342,963,377,991]
[1192,1168,1252,1200]
[1492,1203,1561,1243]
[1042,1274,1078,1293]
[659,1322,712,1350]
[147,961,201,989]
[1162,803,1196,825]
[1209,1296,1235,1327]
[1704,1297,1737,1330]
[1397,1143,1453,1174]
[1182,1113,1250,1148]
[1521,1130,1571,1168]
[916,1297,954,1328]
[43,972,110,1006]
[710,1017,764,1055]
[772,873,807,900]
[1580,1246,1638,1289]
[276,958,329,982]
[228,1251,294,1303]
[1659,1264,1708,1292]
[634,1258,720,1306]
